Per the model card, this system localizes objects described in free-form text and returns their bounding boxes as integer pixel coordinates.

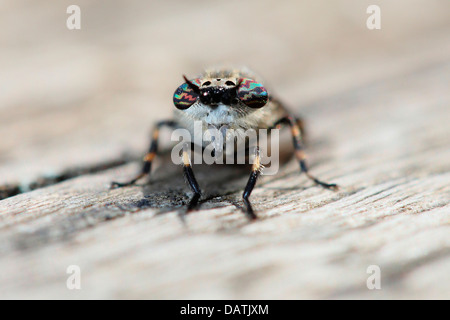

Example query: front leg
[181,145,202,211]
[273,115,338,190]
[111,120,177,188]
[242,147,262,220]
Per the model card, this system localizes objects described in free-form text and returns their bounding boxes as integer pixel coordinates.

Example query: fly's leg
[111,120,177,188]
[273,116,338,190]
[295,116,307,142]
[242,147,262,220]
[181,144,202,211]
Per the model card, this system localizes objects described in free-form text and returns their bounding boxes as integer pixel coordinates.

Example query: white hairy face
[172,67,286,148]
[180,101,249,127]
[174,101,254,148]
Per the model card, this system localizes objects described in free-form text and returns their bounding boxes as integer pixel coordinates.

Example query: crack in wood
[0,156,138,201]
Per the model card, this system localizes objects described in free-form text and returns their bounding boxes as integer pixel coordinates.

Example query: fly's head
[173,74,269,111]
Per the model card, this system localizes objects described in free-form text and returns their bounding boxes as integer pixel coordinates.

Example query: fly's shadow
[117,137,295,217]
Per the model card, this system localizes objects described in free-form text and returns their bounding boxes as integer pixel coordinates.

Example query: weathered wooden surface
[0,1,449,299]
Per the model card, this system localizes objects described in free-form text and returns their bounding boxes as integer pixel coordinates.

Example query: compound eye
[237,78,268,108]
[173,79,201,110]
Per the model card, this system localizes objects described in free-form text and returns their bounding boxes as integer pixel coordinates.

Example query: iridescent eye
[173,78,201,110]
[237,78,268,108]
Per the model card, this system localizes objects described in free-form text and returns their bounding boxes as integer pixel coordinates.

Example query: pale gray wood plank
[0,0,449,299]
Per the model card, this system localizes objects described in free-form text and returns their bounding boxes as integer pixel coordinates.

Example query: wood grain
[0,0,449,299]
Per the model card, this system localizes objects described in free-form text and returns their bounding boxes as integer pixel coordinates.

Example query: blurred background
[0,0,449,299]
[1,0,448,187]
